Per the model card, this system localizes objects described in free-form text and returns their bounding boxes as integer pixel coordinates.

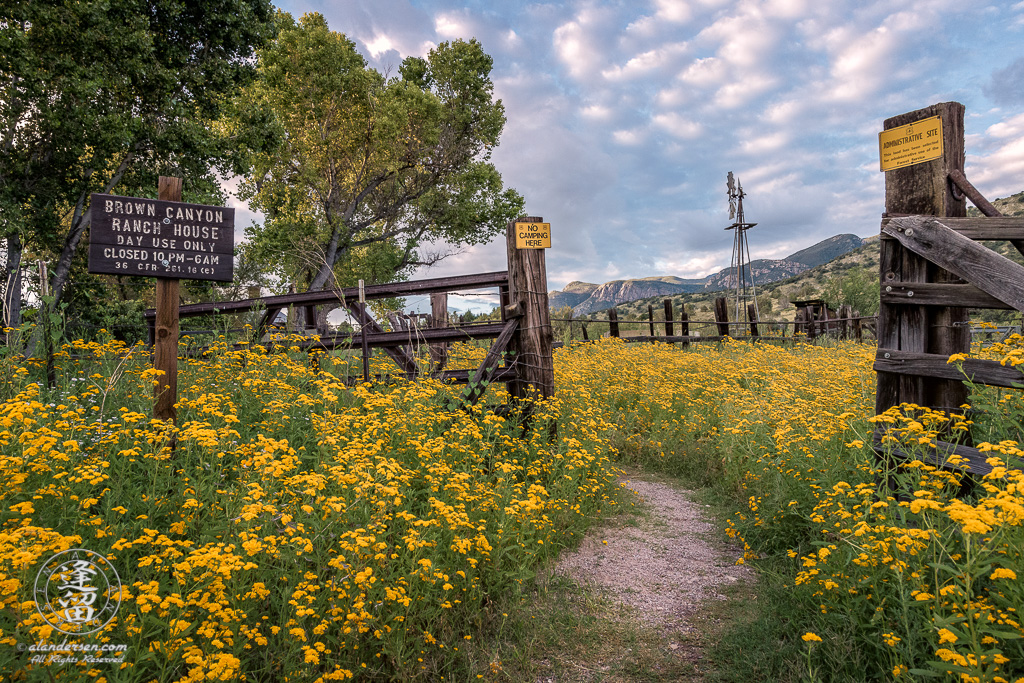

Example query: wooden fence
[873,101,1024,479]
[144,218,556,406]
[552,296,876,347]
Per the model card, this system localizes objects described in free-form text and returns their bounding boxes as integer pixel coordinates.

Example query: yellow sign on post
[878,115,943,172]
[515,221,551,249]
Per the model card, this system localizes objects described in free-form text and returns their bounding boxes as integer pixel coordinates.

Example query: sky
[256,0,1024,313]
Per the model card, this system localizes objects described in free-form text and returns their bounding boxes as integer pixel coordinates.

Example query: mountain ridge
[552,233,865,315]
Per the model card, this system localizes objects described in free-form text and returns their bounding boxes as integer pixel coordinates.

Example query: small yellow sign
[515,221,551,249]
[879,115,943,172]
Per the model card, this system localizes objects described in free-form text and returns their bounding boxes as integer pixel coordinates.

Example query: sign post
[153,177,182,425]
[505,216,554,400]
[88,177,235,429]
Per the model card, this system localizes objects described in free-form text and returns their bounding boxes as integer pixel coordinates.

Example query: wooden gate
[874,102,1024,476]
[144,218,555,406]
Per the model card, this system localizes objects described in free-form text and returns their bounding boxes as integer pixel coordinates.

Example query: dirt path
[531,475,755,681]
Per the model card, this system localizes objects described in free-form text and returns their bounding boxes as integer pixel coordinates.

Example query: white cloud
[434,13,468,38]
[651,112,703,139]
[364,34,397,58]
[612,128,647,145]
[967,113,1024,197]
[553,20,599,79]
[602,42,690,81]
[762,0,811,20]
[741,131,789,154]
[654,252,731,279]
[581,104,614,120]
[713,72,779,109]
[986,112,1024,139]
[653,0,693,24]
[677,57,726,87]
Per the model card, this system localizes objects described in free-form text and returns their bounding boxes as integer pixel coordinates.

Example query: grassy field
[2,334,1024,681]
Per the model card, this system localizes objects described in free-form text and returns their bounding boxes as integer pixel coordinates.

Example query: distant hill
[605,236,882,324]
[968,190,1024,217]
[548,281,598,310]
[786,234,866,267]
[568,191,1024,326]
[551,233,865,315]
[701,258,806,291]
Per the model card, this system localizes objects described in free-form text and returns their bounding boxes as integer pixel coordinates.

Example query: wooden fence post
[876,101,969,416]
[286,283,297,332]
[506,217,555,400]
[678,308,689,348]
[154,176,182,426]
[499,286,510,323]
[647,305,655,340]
[838,304,852,340]
[608,308,620,338]
[664,299,674,345]
[747,302,759,338]
[714,297,730,337]
[430,292,448,371]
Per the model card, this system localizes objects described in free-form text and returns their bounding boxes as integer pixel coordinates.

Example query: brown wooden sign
[88,193,234,281]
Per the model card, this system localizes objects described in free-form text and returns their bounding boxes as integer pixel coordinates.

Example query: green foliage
[1,0,278,350]
[237,12,524,291]
[821,269,880,315]
[0,0,277,247]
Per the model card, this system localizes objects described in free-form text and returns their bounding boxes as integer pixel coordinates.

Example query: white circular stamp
[34,549,121,636]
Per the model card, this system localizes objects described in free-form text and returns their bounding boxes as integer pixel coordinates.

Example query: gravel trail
[553,477,753,632]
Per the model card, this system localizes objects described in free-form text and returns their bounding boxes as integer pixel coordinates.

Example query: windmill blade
[726,171,735,195]
[729,199,736,220]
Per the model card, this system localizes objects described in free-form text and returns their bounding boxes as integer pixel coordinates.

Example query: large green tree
[0,0,277,343]
[238,12,524,291]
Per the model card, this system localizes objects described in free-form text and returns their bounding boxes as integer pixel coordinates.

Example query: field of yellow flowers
[555,335,1024,682]
[1,333,1023,681]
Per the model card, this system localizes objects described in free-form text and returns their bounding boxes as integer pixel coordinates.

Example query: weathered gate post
[664,299,674,345]
[506,216,555,400]
[714,297,730,337]
[876,102,969,416]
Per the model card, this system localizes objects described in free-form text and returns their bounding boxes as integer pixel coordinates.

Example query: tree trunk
[3,234,23,330]
[25,209,90,356]
[25,151,135,356]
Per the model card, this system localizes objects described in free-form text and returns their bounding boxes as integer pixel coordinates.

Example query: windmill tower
[725,172,759,326]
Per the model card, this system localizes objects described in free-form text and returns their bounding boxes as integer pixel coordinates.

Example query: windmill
[725,172,759,327]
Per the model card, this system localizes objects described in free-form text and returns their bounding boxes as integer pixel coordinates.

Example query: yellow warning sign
[878,115,943,172]
[515,221,551,249]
